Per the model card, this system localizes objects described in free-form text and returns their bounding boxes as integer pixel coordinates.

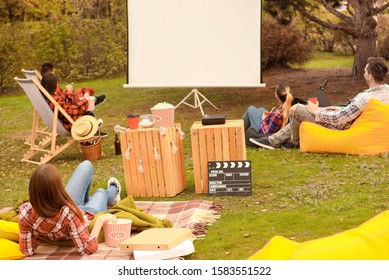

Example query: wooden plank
[126,130,140,196]
[146,130,159,197]
[214,127,222,160]
[168,128,179,196]
[175,125,186,192]
[190,126,202,194]
[229,126,237,160]
[222,126,230,160]
[206,127,215,162]
[160,128,174,197]
[198,128,207,193]
[139,130,152,197]
[152,130,166,197]
[132,130,146,197]
[120,130,132,197]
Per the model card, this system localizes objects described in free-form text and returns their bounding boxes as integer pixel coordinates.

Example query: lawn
[1,56,389,260]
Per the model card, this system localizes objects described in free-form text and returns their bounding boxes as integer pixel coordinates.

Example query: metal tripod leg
[175,88,218,116]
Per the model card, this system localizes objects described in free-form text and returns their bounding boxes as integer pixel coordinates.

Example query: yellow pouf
[300,99,389,155]
[248,210,389,260]
[0,220,25,260]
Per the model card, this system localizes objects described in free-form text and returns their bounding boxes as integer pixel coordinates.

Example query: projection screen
[124,0,264,88]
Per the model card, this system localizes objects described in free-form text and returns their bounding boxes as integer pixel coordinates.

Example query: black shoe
[281,141,299,149]
[245,128,262,148]
[95,95,106,106]
[249,137,275,150]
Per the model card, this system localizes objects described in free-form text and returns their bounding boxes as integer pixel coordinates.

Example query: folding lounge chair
[21,69,42,81]
[14,77,79,165]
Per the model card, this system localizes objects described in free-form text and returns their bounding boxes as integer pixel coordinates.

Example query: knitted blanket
[0,199,222,260]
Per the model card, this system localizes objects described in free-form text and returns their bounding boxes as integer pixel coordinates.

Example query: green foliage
[262,17,313,68]
[0,18,127,92]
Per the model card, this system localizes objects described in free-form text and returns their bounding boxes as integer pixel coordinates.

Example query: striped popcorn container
[103,219,132,247]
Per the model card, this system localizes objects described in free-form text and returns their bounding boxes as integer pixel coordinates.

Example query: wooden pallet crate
[119,124,186,197]
[190,119,246,194]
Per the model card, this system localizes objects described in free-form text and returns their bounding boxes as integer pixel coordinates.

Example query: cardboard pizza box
[133,238,195,260]
[119,228,192,251]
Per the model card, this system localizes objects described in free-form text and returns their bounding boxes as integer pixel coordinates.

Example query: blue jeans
[65,160,117,214]
[242,106,266,131]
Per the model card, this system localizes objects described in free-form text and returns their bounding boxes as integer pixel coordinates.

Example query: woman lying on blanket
[18,160,121,256]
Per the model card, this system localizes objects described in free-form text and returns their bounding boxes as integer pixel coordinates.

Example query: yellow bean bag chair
[248,210,389,260]
[300,98,389,155]
[0,220,25,260]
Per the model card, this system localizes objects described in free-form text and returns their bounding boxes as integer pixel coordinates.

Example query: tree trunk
[350,0,379,77]
[353,36,378,77]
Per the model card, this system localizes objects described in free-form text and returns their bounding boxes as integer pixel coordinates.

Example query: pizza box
[119,228,192,251]
[133,238,195,260]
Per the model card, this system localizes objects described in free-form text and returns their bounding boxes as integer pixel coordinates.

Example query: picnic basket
[80,136,102,161]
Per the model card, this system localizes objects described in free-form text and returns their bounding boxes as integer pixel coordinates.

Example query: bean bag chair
[248,210,389,260]
[0,220,25,260]
[299,98,389,155]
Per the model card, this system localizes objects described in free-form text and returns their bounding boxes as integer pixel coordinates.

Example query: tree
[265,0,389,77]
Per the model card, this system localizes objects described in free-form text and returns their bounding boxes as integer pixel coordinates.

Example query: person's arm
[312,94,368,127]
[18,204,38,257]
[90,213,117,237]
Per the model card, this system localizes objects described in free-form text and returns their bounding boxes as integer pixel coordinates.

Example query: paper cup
[103,218,132,247]
[127,114,139,129]
[308,97,318,104]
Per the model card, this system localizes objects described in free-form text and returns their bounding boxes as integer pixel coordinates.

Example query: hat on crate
[71,115,99,141]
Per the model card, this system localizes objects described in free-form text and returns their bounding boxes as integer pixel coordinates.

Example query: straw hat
[71,115,99,141]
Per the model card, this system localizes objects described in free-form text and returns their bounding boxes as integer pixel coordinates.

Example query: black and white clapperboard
[208,160,252,196]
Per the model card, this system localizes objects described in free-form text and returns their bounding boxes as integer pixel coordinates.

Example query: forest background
[1,0,389,93]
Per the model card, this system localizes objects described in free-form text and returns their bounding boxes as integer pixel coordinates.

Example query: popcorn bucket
[151,102,175,128]
[103,219,132,247]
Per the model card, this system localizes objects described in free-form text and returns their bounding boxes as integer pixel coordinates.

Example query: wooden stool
[190,120,246,194]
[120,124,186,197]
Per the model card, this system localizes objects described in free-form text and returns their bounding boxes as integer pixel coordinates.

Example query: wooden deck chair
[14,77,79,165]
[21,69,42,81]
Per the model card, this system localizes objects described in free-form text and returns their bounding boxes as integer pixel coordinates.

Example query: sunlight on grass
[291,51,354,69]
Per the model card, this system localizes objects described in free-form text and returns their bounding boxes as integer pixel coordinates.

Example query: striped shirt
[18,202,98,257]
[316,84,389,130]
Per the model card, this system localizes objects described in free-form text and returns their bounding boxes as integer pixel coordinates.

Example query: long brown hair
[275,82,293,127]
[29,164,85,222]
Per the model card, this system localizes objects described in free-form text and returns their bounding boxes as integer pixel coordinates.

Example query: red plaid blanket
[3,199,221,260]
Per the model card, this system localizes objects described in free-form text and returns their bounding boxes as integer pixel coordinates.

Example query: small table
[190,119,246,194]
[120,124,186,197]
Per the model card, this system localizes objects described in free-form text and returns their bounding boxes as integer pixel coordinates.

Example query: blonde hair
[275,82,293,127]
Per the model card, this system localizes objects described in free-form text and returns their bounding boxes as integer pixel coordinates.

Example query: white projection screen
[124,0,264,88]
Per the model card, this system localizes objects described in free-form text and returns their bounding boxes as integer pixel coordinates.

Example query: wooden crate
[120,124,186,197]
[190,119,246,194]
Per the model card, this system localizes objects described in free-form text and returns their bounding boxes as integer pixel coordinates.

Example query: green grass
[2,55,389,260]
[291,51,354,68]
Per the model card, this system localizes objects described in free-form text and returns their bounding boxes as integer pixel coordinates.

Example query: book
[119,228,192,251]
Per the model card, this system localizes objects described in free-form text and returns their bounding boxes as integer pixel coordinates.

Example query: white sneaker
[107,177,121,205]
[97,118,103,127]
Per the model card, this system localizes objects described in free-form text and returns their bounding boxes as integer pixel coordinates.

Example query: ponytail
[281,92,293,127]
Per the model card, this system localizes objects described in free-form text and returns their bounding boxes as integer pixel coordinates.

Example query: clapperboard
[208,160,252,196]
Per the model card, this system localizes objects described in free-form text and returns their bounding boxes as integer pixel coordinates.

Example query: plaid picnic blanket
[1,199,222,260]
